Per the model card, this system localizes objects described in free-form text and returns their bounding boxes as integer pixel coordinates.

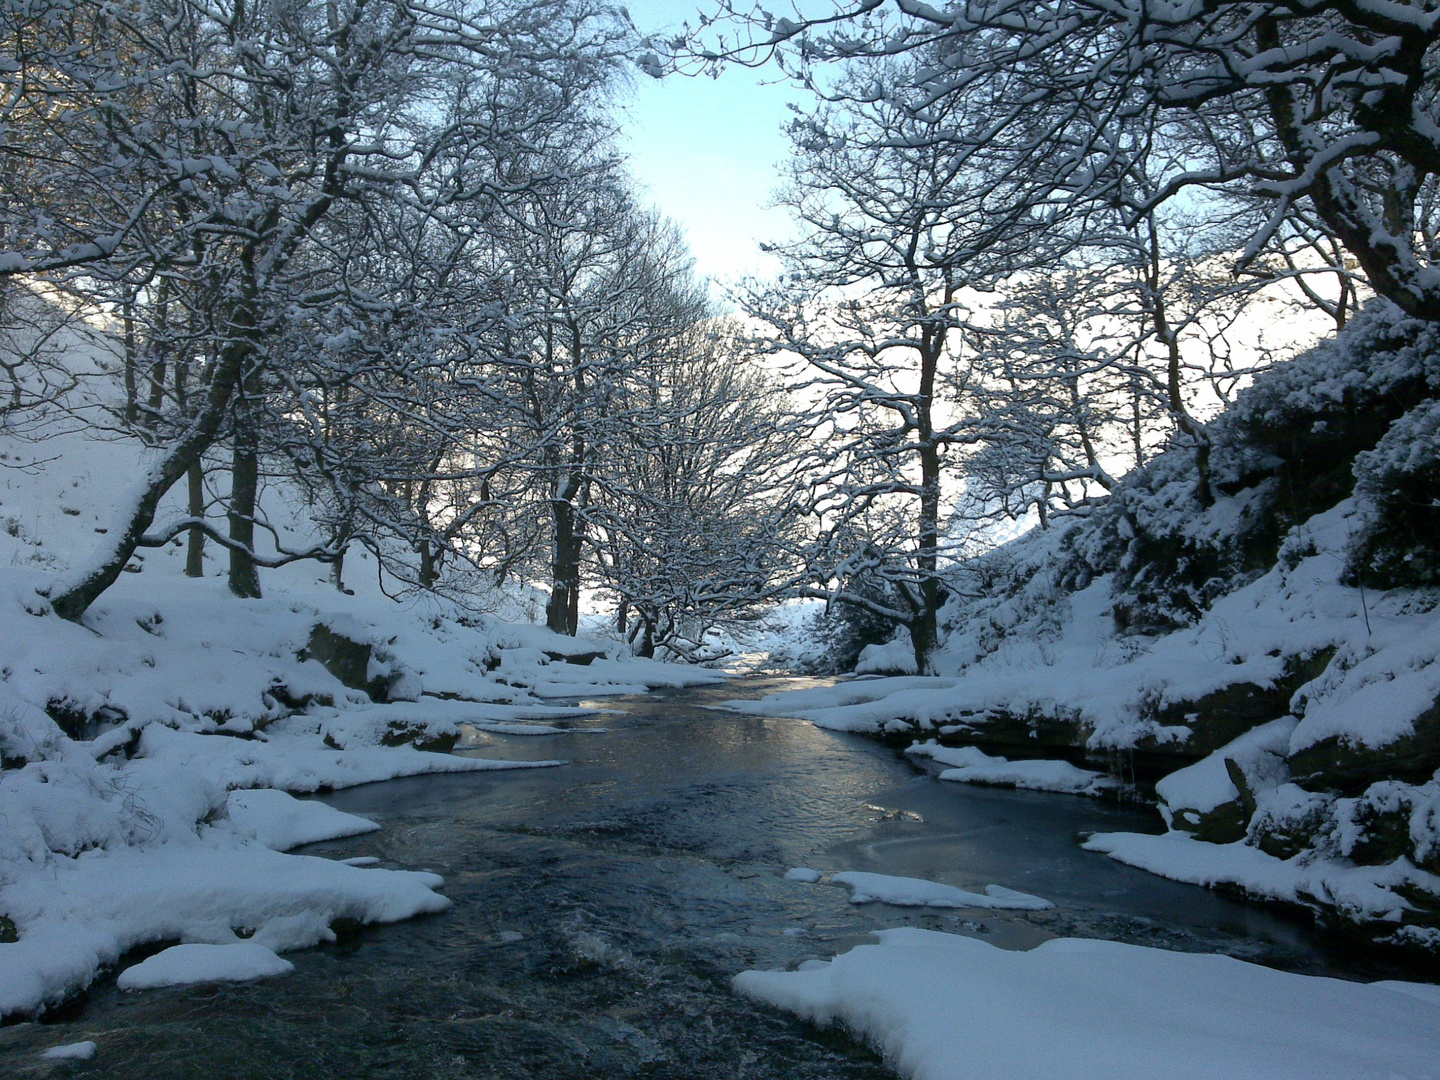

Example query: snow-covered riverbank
[0,567,721,1018]
[735,928,1440,1080]
[0,374,732,1019]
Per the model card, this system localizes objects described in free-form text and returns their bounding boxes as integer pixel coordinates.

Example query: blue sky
[617,2,802,287]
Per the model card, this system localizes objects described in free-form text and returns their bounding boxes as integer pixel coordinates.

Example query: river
[0,677,1409,1077]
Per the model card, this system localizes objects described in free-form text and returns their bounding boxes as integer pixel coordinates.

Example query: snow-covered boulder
[855,630,918,676]
[1156,718,1296,842]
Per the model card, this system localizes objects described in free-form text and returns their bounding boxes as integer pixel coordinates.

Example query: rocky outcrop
[300,622,402,702]
[1288,705,1440,794]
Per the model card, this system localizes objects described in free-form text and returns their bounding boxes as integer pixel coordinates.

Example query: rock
[0,915,16,943]
[329,916,364,944]
[933,707,1091,763]
[1249,783,1334,860]
[543,649,606,666]
[1287,702,1440,794]
[266,678,333,712]
[1154,718,1295,843]
[1170,795,1251,844]
[1337,783,1421,866]
[1148,650,1333,759]
[300,623,397,702]
[380,721,458,754]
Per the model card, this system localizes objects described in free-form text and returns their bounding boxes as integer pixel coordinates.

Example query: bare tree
[683,1,1440,323]
[1,0,630,619]
[593,318,803,658]
[738,76,990,672]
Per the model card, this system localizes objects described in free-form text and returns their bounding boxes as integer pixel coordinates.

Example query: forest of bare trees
[4,0,1437,670]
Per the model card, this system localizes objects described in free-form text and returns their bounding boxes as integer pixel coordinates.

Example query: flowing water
[1,677,1411,1077]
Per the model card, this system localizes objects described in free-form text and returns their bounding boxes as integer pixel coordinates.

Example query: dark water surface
[1,677,1409,1077]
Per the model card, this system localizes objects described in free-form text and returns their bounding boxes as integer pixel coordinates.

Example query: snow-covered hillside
[0,391,721,1019]
[744,301,1440,950]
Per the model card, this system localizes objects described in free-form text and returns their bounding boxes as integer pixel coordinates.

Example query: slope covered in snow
[745,301,1440,948]
[0,369,722,1018]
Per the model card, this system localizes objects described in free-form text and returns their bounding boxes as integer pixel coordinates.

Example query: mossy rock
[1288,705,1440,794]
[1347,799,1419,867]
[1148,649,1334,760]
[939,707,1090,759]
[381,721,457,754]
[1250,787,1333,861]
[301,623,396,702]
[1169,798,1251,845]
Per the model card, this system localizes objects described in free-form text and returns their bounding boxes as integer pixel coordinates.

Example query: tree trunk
[48,321,254,621]
[122,301,138,427]
[634,615,655,658]
[912,320,944,675]
[418,538,440,590]
[185,461,206,578]
[546,498,582,635]
[227,371,262,598]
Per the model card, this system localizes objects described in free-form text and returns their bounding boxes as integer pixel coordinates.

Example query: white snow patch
[908,741,1118,797]
[116,942,294,990]
[1083,831,1440,925]
[225,789,380,851]
[831,871,1053,911]
[734,928,1440,1080]
[855,631,919,675]
[40,1041,97,1061]
[784,867,822,882]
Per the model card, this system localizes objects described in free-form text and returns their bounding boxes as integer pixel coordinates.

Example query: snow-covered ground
[0,406,722,1019]
[735,929,1440,1080]
[728,503,1408,755]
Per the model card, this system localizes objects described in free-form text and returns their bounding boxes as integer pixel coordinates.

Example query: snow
[831,871,1054,911]
[225,789,380,851]
[116,942,294,990]
[739,500,1440,763]
[0,839,450,1016]
[40,1041,98,1061]
[0,410,727,1020]
[785,867,823,882]
[734,928,1440,1080]
[1154,717,1296,827]
[1082,831,1440,926]
[907,741,1118,797]
[855,631,919,675]
[136,724,563,794]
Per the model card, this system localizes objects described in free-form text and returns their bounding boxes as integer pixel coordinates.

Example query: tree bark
[546,497,583,635]
[185,461,206,578]
[227,402,262,597]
